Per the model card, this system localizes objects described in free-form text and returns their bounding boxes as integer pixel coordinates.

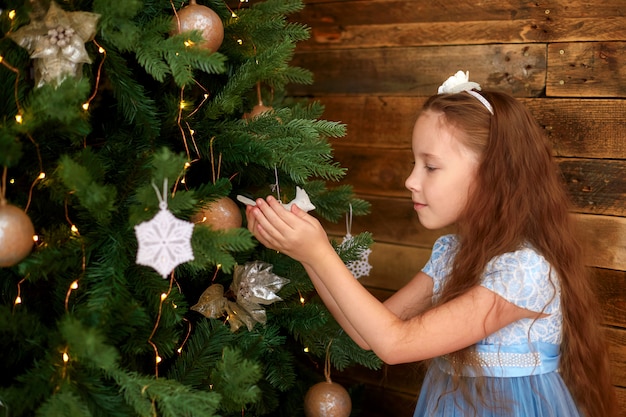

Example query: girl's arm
[303,265,435,349]
[246,204,434,350]
[248,197,542,365]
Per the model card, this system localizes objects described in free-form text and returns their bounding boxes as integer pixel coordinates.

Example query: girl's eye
[425,165,437,172]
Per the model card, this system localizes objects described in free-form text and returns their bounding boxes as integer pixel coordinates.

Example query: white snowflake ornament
[135,181,194,278]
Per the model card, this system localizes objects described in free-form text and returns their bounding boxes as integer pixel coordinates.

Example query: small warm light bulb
[14,296,22,305]
[180,178,186,184]
[63,352,69,363]
[15,114,23,124]
[160,293,167,301]
[70,280,79,290]
[172,302,178,308]
[184,40,194,47]
[303,347,309,353]
[179,101,186,109]
[177,347,183,354]
[156,356,162,364]
[33,235,39,242]
[82,103,89,110]
[98,47,105,54]
[189,129,195,135]
[70,225,79,234]
[216,264,222,269]
[299,296,305,304]
[0,56,3,63]
[9,10,17,20]
[237,39,243,45]
[9,178,15,184]
[203,94,209,99]
[38,172,46,180]
[184,162,191,169]
[231,11,237,18]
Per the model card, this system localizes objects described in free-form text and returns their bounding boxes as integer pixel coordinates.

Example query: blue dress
[413,235,581,416]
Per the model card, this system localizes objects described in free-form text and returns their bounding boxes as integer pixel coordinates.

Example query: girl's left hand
[246,196,332,265]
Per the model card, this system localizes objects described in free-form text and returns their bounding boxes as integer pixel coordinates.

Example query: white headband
[437,71,494,115]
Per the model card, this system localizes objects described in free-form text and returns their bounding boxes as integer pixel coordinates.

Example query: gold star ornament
[8,1,100,88]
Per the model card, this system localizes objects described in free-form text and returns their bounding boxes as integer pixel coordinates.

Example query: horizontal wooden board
[594,269,626,329]
[331,145,626,217]
[558,159,626,216]
[522,99,626,159]
[577,214,626,271]
[319,96,626,159]
[324,196,451,250]
[297,0,626,25]
[547,42,626,97]
[323,196,626,272]
[296,19,626,50]
[289,44,546,97]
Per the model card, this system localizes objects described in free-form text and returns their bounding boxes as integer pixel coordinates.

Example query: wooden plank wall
[287,1,626,416]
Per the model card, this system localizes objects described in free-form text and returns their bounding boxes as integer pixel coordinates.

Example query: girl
[245,71,618,416]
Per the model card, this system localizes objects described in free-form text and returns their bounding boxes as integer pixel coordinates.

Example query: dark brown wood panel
[577,213,626,271]
[523,99,626,159]
[332,145,626,216]
[547,42,626,97]
[297,0,626,25]
[324,196,452,249]
[324,195,626,272]
[320,96,626,159]
[290,45,547,97]
[595,268,626,328]
[298,19,626,50]
[559,159,626,216]
[322,96,423,149]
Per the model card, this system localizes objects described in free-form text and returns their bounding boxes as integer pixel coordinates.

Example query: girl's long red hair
[421,91,618,417]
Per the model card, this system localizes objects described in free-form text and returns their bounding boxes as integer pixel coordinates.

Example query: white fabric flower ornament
[438,70,482,94]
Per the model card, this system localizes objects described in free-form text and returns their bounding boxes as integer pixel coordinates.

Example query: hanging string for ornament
[135,178,195,278]
[341,204,372,279]
[270,165,281,201]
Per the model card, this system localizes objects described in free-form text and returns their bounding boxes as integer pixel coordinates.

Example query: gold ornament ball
[304,381,352,417]
[243,103,275,121]
[250,103,274,118]
[174,0,224,52]
[191,197,242,230]
[0,202,35,267]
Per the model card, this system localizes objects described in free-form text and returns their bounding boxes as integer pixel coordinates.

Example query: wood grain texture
[318,96,626,159]
[330,143,626,217]
[547,42,626,97]
[291,1,626,50]
[576,213,626,271]
[290,44,547,97]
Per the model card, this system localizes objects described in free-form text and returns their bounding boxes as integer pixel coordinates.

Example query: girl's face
[405,111,480,230]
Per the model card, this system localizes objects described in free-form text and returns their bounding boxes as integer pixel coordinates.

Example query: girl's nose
[405,168,420,192]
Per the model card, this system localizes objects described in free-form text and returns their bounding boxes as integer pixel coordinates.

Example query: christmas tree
[0,1,380,416]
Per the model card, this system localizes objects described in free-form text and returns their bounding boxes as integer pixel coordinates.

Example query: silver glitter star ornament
[135,180,194,278]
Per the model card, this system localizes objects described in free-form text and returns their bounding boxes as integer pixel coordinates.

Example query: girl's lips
[413,202,427,210]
